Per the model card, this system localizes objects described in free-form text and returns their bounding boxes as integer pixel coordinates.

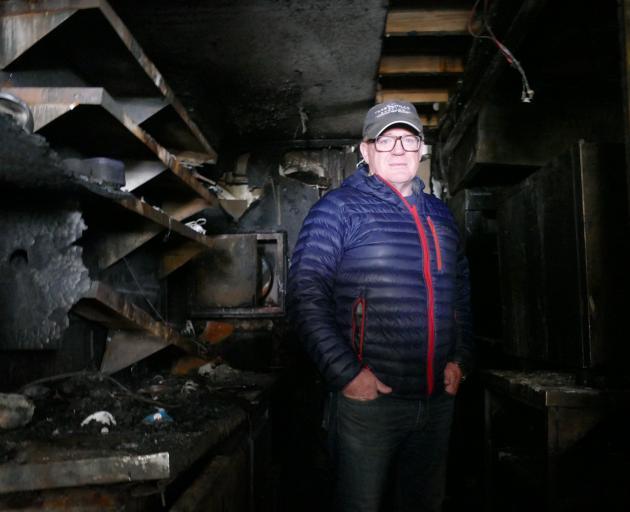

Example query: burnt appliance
[496,141,628,383]
[165,231,287,320]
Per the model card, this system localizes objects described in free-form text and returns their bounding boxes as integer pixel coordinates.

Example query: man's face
[360,126,422,192]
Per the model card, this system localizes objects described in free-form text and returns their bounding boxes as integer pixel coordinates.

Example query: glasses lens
[401,136,420,151]
[374,136,395,151]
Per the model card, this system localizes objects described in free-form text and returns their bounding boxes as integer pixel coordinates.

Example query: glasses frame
[371,134,423,153]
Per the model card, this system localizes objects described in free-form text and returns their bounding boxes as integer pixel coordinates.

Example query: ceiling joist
[385,9,472,36]
[379,55,465,75]
[376,88,449,104]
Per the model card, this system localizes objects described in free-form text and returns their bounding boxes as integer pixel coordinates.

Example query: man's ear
[359,141,370,164]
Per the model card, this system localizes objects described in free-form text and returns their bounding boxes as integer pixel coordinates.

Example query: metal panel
[0,452,170,493]
[447,100,624,193]
[496,142,628,375]
[189,235,258,309]
[187,232,287,318]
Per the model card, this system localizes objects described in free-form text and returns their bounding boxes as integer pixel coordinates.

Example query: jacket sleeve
[451,235,475,375]
[287,196,362,390]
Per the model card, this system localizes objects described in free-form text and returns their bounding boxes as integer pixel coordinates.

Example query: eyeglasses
[371,135,423,152]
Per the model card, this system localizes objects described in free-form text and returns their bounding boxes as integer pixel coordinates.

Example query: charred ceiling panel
[0,206,90,350]
[109,0,388,147]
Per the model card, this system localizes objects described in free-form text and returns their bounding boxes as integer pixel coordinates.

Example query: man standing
[287,100,474,512]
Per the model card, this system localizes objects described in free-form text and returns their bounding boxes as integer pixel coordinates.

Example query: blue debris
[142,408,173,425]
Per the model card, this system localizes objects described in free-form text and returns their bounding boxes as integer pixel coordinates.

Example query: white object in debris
[81,411,117,427]
[185,218,206,234]
[198,362,241,382]
[0,393,35,430]
[181,380,199,395]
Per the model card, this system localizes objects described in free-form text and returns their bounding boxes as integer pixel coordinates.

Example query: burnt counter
[482,369,630,511]
[0,370,276,511]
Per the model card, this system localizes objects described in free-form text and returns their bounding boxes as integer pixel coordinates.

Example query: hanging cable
[468,0,534,103]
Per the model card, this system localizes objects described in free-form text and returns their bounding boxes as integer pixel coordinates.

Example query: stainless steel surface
[187,232,286,318]
[0,452,170,493]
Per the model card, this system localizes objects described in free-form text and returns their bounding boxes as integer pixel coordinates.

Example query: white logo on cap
[374,103,413,118]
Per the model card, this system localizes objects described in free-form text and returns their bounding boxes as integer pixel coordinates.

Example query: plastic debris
[0,393,35,429]
[143,408,173,425]
[80,411,116,427]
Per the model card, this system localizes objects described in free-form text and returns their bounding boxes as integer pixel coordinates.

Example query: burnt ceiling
[109,0,390,151]
[108,0,479,154]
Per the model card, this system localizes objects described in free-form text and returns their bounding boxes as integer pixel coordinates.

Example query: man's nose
[392,137,405,155]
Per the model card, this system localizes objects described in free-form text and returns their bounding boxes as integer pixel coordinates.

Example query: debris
[181,320,196,337]
[200,321,234,344]
[22,384,50,400]
[185,217,207,234]
[180,380,199,395]
[198,362,241,383]
[171,356,209,376]
[0,394,35,430]
[80,411,116,428]
[142,408,173,426]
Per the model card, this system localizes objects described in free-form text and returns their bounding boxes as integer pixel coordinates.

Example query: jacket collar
[342,163,426,209]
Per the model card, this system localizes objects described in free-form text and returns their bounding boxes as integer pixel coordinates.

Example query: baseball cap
[362,100,423,140]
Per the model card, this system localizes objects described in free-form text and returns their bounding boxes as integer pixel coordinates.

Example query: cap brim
[365,120,423,140]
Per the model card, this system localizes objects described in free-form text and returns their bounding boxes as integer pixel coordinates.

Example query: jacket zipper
[351,296,367,363]
[427,216,443,272]
[377,177,436,395]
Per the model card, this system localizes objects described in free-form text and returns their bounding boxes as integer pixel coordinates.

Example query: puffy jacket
[287,164,473,398]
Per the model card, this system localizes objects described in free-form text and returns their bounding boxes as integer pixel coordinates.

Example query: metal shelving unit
[0,0,226,368]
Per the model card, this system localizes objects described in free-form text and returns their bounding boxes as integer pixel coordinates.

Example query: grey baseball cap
[362,100,423,140]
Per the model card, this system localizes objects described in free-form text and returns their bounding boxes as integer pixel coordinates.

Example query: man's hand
[342,368,392,401]
[444,362,463,395]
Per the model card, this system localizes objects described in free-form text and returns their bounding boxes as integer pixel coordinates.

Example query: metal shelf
[1,86,218,206]
[0,0,216,161]
[80,186,213,270]
[72,280,202,356]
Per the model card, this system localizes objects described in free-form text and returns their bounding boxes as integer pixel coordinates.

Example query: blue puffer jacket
[287,163,473,398]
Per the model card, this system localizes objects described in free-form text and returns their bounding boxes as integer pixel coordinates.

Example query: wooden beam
[376,89,449,104]
[419,114,440,127]
[386,9,471,36]
[379,55,464,75]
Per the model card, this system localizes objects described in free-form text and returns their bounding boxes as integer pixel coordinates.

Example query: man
[287,100,474,512]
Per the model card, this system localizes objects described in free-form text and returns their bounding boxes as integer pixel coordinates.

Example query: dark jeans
[329,392,455,512]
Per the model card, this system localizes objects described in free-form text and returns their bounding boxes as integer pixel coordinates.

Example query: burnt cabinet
[496,141,628,378]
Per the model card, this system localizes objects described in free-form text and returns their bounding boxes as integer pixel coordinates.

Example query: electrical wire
[468,0,535,103]
[122,257,209,354]
[122,256,167,324]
